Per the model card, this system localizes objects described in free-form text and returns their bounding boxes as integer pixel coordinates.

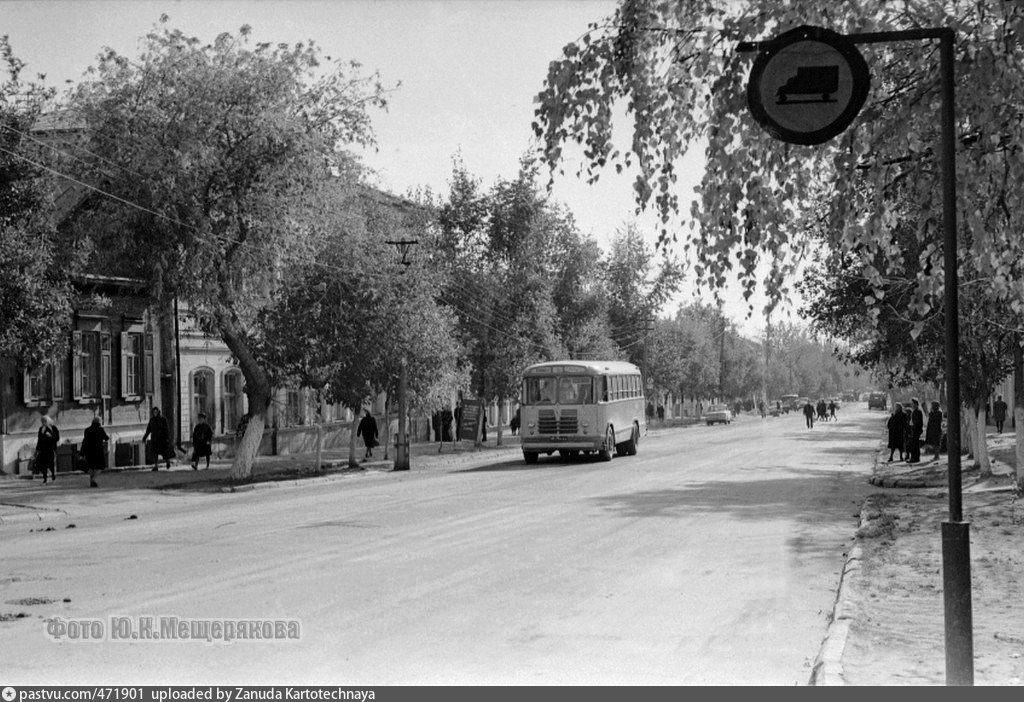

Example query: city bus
[519,360,646,464]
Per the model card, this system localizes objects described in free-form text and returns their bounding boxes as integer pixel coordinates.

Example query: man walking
[803,400,815,429]
[992,394,1008,433]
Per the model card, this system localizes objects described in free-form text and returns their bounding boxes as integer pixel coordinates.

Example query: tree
[534,1,1024,322]
[603,223,683,367]
[68,19,391,479]
[261,187,463,468]
[0,36,81,368]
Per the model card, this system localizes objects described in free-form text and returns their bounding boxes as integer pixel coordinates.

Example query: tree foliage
[68,18,391,478]
[534,1,1024,322]
[0,36,80,367]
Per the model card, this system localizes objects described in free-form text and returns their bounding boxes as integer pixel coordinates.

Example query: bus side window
[599,376,608,402]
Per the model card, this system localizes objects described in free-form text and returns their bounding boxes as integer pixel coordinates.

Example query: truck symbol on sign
[776,65,839,103]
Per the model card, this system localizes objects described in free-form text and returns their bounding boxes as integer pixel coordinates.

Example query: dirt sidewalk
[830,434,1024,685]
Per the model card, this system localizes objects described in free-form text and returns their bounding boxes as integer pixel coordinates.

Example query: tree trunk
[231,397,267,481]
[1015,339,1024,491]
[219,316,273,481]
[961,405,974,460]
[348,411,361,469]
[974,402,992,478]
[314,422,323,473]
[496,394,505,447]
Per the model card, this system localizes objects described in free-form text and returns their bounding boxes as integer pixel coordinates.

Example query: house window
[72,327,110,402]
[120,331,143,398]
[23,360,65,406]
[191,368,216,428]
[222,369,244,435]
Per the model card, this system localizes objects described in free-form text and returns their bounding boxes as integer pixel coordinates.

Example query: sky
[1,0,791,337]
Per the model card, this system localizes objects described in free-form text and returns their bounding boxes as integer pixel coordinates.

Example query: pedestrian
[992,394,1008,433]
[816,398,827,422]
[887,403,907,462]
[657,405,665,421]
[142,406,174,471]
[454,401,463,442]
[646,402,655,421]
[758,400,766,418]
[357,409,378,459]
[190,412,213,470]
[80,416,109,488]
[908,398,924,463]
[925,401,943,462]
[510,406,520,436]
[33,414,60,484]
[828,399,837,421]
[803,400,815,429]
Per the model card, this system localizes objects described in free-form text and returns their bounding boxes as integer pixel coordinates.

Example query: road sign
[746,25,870,145]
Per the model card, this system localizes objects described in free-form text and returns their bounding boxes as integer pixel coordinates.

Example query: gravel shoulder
[836,433,1024,686]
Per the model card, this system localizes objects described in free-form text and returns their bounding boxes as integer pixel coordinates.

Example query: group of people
[887,398,943,464]
[31,407,215,488]
[801,398,838,428]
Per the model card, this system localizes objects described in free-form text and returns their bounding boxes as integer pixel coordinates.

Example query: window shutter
[52,359,65,401]
[144,332,155,395]
[100,332,112,398]
[120,332,130,398]
[72,330,83,400]
[22,369,33,404]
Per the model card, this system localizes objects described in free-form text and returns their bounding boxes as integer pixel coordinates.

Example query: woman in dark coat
[34,415,60,484]
[81,416,109,488]
[925,401,943,462]
[142,407,174,471]
[886,403,906,462]
[357,409,378,459]
[191,412,213,470]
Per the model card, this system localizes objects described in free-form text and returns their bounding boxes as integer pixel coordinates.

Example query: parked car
[867,392,888,410]
[705,403,733,425]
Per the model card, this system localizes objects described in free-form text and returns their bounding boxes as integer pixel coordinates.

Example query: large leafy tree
[0,37,81,367]
[261,187,463,468]
[68,19,390,478]
[534,0,1024,322]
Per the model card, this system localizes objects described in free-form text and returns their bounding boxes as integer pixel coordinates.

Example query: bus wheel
[598,427,614,462]
[619,423,639,456]
[523,451,538,464]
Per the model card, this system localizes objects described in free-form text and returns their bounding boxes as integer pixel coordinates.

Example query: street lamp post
[386,239,418,472]
[738,26,971,684]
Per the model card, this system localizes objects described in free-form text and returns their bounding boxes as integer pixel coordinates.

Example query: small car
[705,404,733,425]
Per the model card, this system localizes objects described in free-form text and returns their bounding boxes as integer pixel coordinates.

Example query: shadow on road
[591,467,869,533]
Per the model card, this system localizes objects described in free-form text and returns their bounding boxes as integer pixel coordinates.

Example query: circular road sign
[746,25,870,145]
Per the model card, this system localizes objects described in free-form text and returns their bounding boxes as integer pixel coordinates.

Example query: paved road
[1,407,877,685]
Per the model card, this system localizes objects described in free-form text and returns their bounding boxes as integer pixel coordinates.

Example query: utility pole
[386,239,418,472]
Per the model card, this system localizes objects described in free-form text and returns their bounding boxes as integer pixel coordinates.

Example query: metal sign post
[739,26,972,685]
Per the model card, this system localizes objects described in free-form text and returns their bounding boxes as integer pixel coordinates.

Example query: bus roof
[522,360,641,376]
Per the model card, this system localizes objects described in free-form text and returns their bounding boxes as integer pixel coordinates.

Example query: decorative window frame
[119,316,152,401]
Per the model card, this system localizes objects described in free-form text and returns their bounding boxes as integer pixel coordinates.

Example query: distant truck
[867,392,888,410]
[779,394,800,413]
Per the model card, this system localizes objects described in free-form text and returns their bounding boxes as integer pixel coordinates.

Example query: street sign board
[746,25,870,145]
[458,399,481,441]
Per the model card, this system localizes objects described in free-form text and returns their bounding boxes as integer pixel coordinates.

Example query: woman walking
[80,417,109,488]
[34,415,60,484]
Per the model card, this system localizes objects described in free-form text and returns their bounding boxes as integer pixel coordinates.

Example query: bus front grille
[538,409,579,434]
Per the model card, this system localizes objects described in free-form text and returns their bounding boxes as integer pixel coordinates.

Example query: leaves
[534,0,1024,322]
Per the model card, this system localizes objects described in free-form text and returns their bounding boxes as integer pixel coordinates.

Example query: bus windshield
[525,376,594,405]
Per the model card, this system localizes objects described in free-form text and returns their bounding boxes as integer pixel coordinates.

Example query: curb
[809,506,867,686]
